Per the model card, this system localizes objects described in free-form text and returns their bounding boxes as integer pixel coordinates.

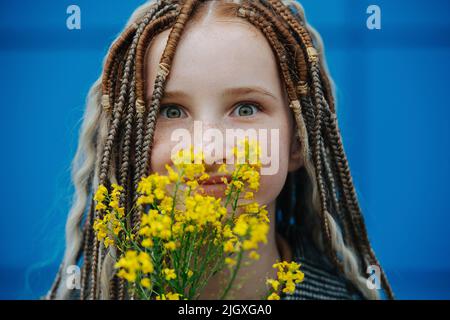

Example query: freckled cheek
[254,125,291,205]
[150,126,178,174]
[255,169,289,208]
[149,145,168,174]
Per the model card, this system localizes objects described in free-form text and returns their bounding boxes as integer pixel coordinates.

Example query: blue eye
[160,105,186,119]
[232,103,260,117]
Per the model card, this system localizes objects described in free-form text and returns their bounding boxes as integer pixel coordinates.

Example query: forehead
[145,20,284,97]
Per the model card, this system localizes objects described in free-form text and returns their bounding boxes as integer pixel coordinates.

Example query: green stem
[220,250,244,300]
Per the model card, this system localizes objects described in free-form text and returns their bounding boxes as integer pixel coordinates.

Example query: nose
[189,120,228,166]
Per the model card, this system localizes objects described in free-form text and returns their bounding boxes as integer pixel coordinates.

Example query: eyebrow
[160,86,278,101]
[222,86,278,101]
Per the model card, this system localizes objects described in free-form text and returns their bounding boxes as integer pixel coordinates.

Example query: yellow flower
[113,223,122,236]
[165,164,179,182]
[186,180,199,190]
[170,148,208,183]
[104,237,114,248]
[139,210,172,240]
[156,292,182,300]
[115,251,139,282]
[183,194,226,229]
[117,269,136,282]
[242,239,257,251]
[243,202,259,214]
[266,279,280,291]
[154,188,165,200]
[94,184,108,203]
[223,240,236,253]
[142,238,154,248]
[244,192,254,200]
[114,250,154,283]
[241,167,260,191]
[232,138,261,167]
[93,219,107,240]
[137,176,153,195]
[272,261,287,271]
[163,268,176,281]
[225,257,236,267]
[295,272,305,284]
[110,141,271,300]
[218,164,228,173]
[233,220,248,236]
[282,281,296,294]
[270,261,304,294]
[138,252,154,274]
[140,278,151,289]
[222,225,233,238]
[159,196,174,213]
[137,194,154,206]
[267,292,280,300]
[249,251,260,260]
[94,184,109,212]
[164,241,177,251]
[166,292,181,300]
[137,173,170,203]
[95,202,107,211]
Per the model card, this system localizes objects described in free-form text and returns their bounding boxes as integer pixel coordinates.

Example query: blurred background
[0,0,449,299]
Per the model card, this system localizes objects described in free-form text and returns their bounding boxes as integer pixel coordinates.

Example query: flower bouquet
[93,139,304,300]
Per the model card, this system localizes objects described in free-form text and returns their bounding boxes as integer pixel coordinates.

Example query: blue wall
[0,0,449,299]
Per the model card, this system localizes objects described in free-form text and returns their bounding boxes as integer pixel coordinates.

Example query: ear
[288,129,303,172]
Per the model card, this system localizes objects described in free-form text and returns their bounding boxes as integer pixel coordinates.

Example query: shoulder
[281,256,365,300]
[280,224,366,300]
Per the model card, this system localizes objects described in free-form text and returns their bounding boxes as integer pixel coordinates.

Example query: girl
[46,0,394,300]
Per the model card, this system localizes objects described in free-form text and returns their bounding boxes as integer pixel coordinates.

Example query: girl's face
[145,18,302,209]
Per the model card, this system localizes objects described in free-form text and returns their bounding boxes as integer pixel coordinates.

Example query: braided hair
[46,0,394,300]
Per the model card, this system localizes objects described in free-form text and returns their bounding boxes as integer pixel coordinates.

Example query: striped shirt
[280,223,365,300]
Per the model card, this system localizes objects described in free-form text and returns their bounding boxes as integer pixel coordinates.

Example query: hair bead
[297,82,309,96]
[101,94,111,113]
[157,62,170,78]
[306,46,319,62]
[135,99,146,113]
